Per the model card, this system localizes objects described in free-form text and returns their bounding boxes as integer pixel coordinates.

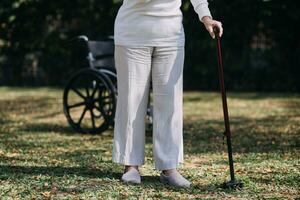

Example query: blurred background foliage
[0,0,299,91]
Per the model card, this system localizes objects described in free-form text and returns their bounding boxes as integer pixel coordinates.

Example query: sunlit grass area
[0,87,299,199]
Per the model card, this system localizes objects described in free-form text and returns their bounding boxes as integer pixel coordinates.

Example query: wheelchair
[63,35,153,134]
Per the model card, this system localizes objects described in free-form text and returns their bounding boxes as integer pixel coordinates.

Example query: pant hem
[112,153,145,166]
[155,160,184,171]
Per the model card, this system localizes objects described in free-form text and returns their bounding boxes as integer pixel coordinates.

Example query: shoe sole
[122,181,141,185]
[121,179,141,185]
[159,175,190,188]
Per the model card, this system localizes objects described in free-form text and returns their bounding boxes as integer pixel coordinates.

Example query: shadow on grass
[183,92,300,102]
[0,165,121,180]
[183,115,300,154]
[0,97,57,116]
[228,92,300,100]
[20,123,77,135]
[11,114,299,155]
[250,173,299,187]
[0,164,221,192]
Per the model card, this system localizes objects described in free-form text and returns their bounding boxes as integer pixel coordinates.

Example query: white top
[114,0,212,47]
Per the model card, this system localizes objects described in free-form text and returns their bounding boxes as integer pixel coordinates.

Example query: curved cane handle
[213,26,220,39]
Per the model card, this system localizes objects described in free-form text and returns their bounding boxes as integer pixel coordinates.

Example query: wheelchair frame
[63,35,153,134]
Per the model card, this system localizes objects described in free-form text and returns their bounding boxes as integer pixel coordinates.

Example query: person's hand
[201,16,223,39]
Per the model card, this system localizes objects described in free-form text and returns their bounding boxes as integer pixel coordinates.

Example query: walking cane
[213,26,243,189]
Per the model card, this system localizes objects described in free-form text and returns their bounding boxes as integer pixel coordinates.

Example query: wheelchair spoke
[102,101,112,105]
[100,96,112,103]
[77,107,88,125]
[68,101,85,109]
[94,105,104,117]
[90,109,96,129]
[85,86,90,97]
[72,88,86,99]
[101,96,111,100]
[95,106,108,120]
[95,105,111,122]
[91,84,99,98]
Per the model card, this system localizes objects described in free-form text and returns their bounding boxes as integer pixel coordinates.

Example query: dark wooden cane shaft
[215,29,235,182]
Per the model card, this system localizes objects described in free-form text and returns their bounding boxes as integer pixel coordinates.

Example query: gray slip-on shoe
[160,170,191,188]
[121,168,141,184]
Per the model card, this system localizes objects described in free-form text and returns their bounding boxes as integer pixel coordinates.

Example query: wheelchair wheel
[98,66,117,94]
[63,68,116,134]
[97,66,117,127]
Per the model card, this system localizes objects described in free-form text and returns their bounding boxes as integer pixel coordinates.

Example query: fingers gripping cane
[213,26,243,189]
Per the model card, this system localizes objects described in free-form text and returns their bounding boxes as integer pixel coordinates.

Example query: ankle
[124,165,139,173]
[162,168,177,176]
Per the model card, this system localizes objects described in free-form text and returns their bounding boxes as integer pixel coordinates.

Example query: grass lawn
[0,87,299,199]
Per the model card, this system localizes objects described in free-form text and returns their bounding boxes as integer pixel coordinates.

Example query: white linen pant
[112,45,184,170]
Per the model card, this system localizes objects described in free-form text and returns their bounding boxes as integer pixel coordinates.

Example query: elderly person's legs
[151,46,184,170]
[112,45,151,172]
[112,45,190,187]
[151,46,190,187]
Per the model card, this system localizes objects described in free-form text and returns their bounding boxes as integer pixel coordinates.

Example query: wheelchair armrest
[77,35,89,42]
[69,35,89,43]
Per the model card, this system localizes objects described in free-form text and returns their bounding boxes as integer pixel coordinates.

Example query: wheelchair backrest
[77,35,115,68]
[88,40,115,68]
